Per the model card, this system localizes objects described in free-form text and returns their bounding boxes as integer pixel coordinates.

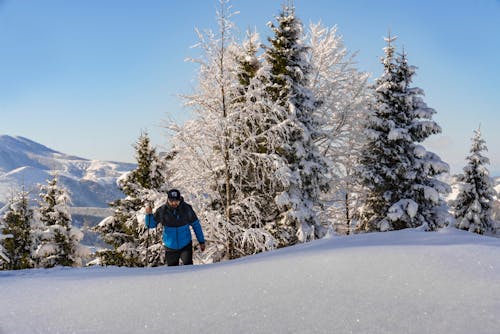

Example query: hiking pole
[146,224,150,267]
[145,203,151,267]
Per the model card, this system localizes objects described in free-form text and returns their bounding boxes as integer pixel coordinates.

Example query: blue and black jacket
[145,200,205,250]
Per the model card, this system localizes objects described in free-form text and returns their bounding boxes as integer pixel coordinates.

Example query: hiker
[145,189,205,266]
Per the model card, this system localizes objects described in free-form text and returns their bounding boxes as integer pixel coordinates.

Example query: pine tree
[357,35,449,232]
[394,50,450,231]
[34,175,88,267]
[357,34,400,231]
[263,4,329,244]
[453,128,496,234]
[235,29,261,94]
[94,133,168,266]
[0,220,12,266]
[0,189,34,270]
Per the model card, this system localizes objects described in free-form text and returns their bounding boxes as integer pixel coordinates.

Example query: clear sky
[1,0,499,175]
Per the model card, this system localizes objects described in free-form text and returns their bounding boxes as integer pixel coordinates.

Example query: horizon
[1,0,499,175]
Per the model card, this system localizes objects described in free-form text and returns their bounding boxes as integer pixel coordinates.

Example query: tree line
[0,176,89,270]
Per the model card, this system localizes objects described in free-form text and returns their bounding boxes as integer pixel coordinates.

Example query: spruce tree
[0,221,12,267]
[35,175,88,267]
[0,189,34,270]
[394,51,450,231]
[357,35,449,232]
[357,34,401,231]
[453,128,496,234]
[94,132,168,266]
[235,30,261,94]
[263,4,329,244]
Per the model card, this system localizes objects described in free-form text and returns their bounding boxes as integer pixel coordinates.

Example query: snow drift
[1,228,499,334]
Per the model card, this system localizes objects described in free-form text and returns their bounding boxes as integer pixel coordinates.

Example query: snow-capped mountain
[0,135,135,208]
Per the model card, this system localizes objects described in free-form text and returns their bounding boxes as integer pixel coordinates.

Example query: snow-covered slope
[0,135,135,207]
[1,228,499,334]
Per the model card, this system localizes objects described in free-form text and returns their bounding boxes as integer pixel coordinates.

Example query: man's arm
[145,205,157,228]
[190,219,205,251]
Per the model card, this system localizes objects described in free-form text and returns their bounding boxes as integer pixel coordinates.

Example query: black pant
[165,242,193,266]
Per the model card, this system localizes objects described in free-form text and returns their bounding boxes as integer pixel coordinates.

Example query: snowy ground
[1,228,499,334]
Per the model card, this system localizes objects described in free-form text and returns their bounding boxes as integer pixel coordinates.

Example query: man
[145,189,205,266]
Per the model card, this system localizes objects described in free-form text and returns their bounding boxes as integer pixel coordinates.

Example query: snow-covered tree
[263,5,330,243]
[34,175,89,267]
[172,3,371,260]
[357,35,450,232]
[235,29,261,95]
[492,189,500,235]
[0,219,12,266]
[168,0,242,261]
[219,30,287,258]
[391,50,451,231]
[306,22,369,234]
[453,128,497,234]
[94,132,169,266]
[120,132,168,196]
[172,1,284,261]
[0,189,34,270]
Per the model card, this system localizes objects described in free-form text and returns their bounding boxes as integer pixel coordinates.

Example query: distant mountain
[0,135,135,208]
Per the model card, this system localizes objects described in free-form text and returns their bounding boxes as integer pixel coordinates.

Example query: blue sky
[0,0,499,175]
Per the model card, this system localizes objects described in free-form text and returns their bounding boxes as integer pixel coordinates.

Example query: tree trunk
[345,192,351,235]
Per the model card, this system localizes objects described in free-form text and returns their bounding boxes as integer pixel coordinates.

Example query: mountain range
[0,135,135,209]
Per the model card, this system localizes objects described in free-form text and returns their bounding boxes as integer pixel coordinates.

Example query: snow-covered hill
[0,228,499,334]
[0,135,135,207]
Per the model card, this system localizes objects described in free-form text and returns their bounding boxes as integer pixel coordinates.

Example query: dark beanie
[167,189,181,201]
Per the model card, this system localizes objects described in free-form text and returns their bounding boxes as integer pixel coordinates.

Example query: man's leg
[179,242,193,265]
[165,248,181,266]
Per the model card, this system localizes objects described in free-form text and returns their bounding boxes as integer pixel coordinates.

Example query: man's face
[168,198,180,208]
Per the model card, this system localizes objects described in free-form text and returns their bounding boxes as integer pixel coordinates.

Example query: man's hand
[145,205,152,214]
[199,243,206,252]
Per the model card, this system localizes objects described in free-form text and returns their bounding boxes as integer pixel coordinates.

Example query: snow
[388,128,409,141]
[387,199,419,224]
[414,145,426,158]
[423,185,440,203]
[406,200,419,218]
[0,227,10,262]
[1,228,499,334]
